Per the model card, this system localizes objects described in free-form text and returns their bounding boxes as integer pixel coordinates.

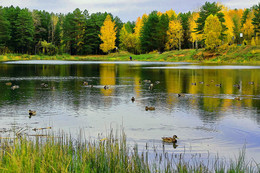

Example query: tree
[140,11,160,52]
[133,14,147,54]
[241,10,254,41]
[99,15,117,53]
[119,25,136,53]
[157,13,169,52]
[252,3,260,36]
[196,2,226,39]
[63,8,86,55]
[223,11,235,44]
[178,12,192,49]
[0,8,11,52]
[204,15,222,50]
[189,12,202,49]
[16,8,34,54]
[166,19,183,50]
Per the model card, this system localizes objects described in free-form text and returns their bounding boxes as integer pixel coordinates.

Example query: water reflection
[0,61,260,162]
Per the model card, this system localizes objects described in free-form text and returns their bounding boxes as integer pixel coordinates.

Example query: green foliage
[252,3,260,36]
[140,11,160,53]
[16,8,35,54]
[0,8,11,51]
[196,2,226,40]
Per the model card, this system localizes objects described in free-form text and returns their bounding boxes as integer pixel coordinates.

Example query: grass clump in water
[0,130,259,172]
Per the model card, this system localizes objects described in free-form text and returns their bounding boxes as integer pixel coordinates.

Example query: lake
[0,60,260,162]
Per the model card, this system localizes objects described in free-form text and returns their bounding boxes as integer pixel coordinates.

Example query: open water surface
[0,60,260,162]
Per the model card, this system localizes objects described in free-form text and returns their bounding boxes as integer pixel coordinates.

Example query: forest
[0,2,259,55]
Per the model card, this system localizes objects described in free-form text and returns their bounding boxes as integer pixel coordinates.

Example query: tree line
[0,2,259,55]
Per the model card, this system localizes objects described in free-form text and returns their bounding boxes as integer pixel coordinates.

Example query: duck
[233,84,240,89]
[162,135,178,143]
[145,106,155,111]
[29,110,36,116]
[248,81,254,85]
[104,85,109,90]
[178,93,185,97]
[6,82,12,86]
[234,97,241,100]
[215,84,222,87]
[131,97,135,102]
[11,85,19,90]
[199,81,204,84]
[191,82,196,86]
[83,81,88,86]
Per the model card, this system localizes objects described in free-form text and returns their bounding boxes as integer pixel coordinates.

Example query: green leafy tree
[178,12,192,49]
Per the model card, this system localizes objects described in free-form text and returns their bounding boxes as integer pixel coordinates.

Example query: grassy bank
[0,131,259,172]
[0,45,260,64]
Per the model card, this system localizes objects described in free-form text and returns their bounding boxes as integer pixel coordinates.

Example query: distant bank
[0,45,260,64]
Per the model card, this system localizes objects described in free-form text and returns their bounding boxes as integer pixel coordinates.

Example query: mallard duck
[11,85,19,90]
[215,84,222,87]
[234,97,241,100]
[131,97,135,102]
[29,110,36,116]
[145,106,155,111]
[83,81,88,86]
[191,82,196,86]
[178,93,185,97]
[248,81,254,85]
[162,135,178,143]
[104,85,109,90]
[6,82,12,86]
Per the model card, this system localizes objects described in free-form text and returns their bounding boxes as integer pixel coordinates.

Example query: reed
[0,130,259,172]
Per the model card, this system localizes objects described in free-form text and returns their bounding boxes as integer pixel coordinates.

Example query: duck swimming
[131,97,135,102]
[162,135,178,143]
[29,110,36,116]
[145,106,155,111]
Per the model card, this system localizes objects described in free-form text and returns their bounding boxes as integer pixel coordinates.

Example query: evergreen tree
[4,6,21,52]
[252,3,260,36]
[0,8,11,52]
[157,14,169,52]
[16,8,34,54]
[140,11,160,53]
[179,12,192,49]
[84,12,108,54]
[196,2,226,40]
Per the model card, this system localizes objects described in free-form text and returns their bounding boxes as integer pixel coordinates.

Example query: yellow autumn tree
[189,12,202,49]
[165,9,177,20]
[223,11,235,44]
[241,12,254,42]
[119,24,136,52]
[204,14,222,50]
[166,19,183,50]
[99,15,117,53]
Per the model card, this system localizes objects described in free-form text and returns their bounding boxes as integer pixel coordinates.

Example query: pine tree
[16,8,34,54]
[99,15,117,53]
[140,11,160,53]
[0,8,11,52]
[252,3,260,36]
[196,2,226,40]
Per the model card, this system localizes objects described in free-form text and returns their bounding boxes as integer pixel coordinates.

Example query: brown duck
[162,135,178,143]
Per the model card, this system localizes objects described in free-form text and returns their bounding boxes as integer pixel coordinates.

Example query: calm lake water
[0,60,260,162]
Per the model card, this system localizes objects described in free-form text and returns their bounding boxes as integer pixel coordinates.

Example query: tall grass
[0,130,259,173]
